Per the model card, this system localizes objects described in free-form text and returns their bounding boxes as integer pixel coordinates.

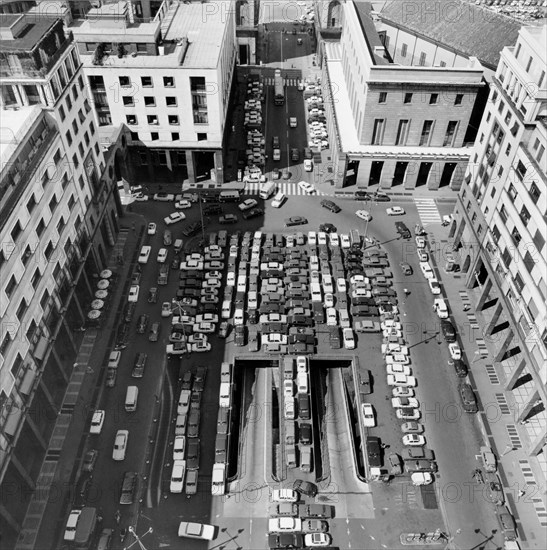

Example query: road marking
[414,197,442,225]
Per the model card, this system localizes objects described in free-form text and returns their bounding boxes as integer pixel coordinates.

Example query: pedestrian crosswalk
[264,77,301,87]
[414,197,442,226]
[244,181,329,196]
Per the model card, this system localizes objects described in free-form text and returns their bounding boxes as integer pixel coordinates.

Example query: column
[475,278,493,311]
[427,162,442,191]
[24,415,48,450]
[355,159,371,188]
[494,328,514,362]
[484,302,503,337]
[17,84,29,106]
[0,501,20,534]
[186,150,196,183]
[529,425,547,456]
[381,160,396,189]
[504,357,526,391]
[10,455,36,491]
[516,389,539,423]
[403,159,420,189]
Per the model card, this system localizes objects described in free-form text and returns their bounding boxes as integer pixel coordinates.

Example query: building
[320,1,485,190]
[69,0,237,185]
[235,0,257,65]
[0,14,127,546]
[451,25,546,486]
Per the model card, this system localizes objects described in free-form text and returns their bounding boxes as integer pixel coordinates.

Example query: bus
[274,69,284,105]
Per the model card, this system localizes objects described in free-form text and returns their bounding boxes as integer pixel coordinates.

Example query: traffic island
[400,531,446,545]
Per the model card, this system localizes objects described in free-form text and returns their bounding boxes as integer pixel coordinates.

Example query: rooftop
[379,0,522,69]
[354,1,390,65]
[0,106,42,166]
[0,15,58,52]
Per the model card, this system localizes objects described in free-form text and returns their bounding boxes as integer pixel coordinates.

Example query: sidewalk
[425,221,546,548]
[15,213,147,550]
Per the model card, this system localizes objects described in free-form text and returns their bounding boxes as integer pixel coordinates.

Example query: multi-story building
[452,25,546,485]
[320,1,485,190]
[70,0,237,185]
[0,14,126,545]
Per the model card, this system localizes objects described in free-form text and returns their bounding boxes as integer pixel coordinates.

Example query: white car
[271,489,299,502]
[392,386,415,397]
[128,285,140,302]
[387,364,411,376]
[173,436,186,461]
[170,460,186,493]
[356,210,372,221]
[298,181,315,194]
[392,397,419,408]
[268,518,302,533]
[164,212,186,225]
[304,533,332,547]
[339,309,351,329]
[317,232,327,245]
[226,271,236,286]
[147,223,156,235]
[284,379,293,398]
[386,354,410,365]
[138,245,151,264]
[326,307,337,326]
[154,193,175,201]
[196,313,219,324]
[233,309,244,326]
[157,248,168,263]
[428,278,441,294]
[340,233,351,249]
[304,159,313,172]
[416,236,426,249]
[386,207,405,216]
[64,510,82,541]
[178,521,215,540]
[191,341,211,353]
[417,249,429,262]
[238,198,258,211]
[350,274,369,285]
[397,408,421,420]
[324,293,335,308]
[402,421,424,434]
[387,373,417,387]
[449,342,462,360]
[180,259,204,271]
[202,278,221,289]
[402,434,426,446]
[336,278,347,292]
[193,322,215,333]
[112,430,129,461]
[381,320,402,331]
[308,231,317,245]
[90,410,105,434]
[175,200,192,209]
[309,256,319,271]
[382,344,409,356]
[162,302,173,317]
[329,233,339,247]
[419,261,434,279]
[343,328,355,349]
[296,356,308,373]
[361,403,375,427]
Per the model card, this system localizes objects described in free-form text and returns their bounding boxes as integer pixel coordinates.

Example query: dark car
[234,325,246,346]
[288,333,314,345]
[182,221,203,237]
[268,533,303,549]
[312,302,325,323]
[260,303,283,314]
[400,262,413,275]
[136,314,149,334]
[395,222,411,239]
[352,305,379,317]
[105,368,117,388]
[299,423,312,445]
[193,366,207,391]
[298,504,334,519]
[219,214,238,224]
[388,453,403,476]
[319,223,337,233]
[496,505,517,541]
[354,190,371,200]
[320,199,341,213]
[131,352,147,378]
[459,382,478,413]
[203,203,222,215]
[291,148,300,161]
[243,208,264,220]
[82,449,98,473]
[329,326,341,349]
[366,435,382,467]
[404,459,438,473]
[372,192,390,202]
[124,302,136,323]
[441,320,457,342]
[453,359,469,378]
[181,371,193,390]
[288,315,313,326]
[186,438,200,470]
[285,216,308,227]
[119,471,138,505]
[304,147,313,159]
[351,297,376,306]
[293,479,318,497]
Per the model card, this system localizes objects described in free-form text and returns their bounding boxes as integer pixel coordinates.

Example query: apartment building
[0,14,125,545]
[70,0,237,185]
[320,1,485,190]
[451,25,546,484]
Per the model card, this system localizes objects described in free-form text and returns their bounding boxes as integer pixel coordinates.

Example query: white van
[296,373,308,394]
[124,386,139,412]
[219,190,240,202]
[271,191,286,208]
[138,246,151,264]
[219,382,231,408]
[212,463,226,495]
[310,282,322,302]
[221,300,232,319]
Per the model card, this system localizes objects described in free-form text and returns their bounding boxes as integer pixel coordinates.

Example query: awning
[20,368,37,395]
[4,405,23,436]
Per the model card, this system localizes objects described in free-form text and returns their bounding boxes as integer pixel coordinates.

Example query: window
[507,183,517,201]
[525,56,532,72]
[491,89,498,103]
[419,121,433,146]
[523,251,534,274]
[505,143,511,155]
[139,152,148,165]
[84,131,90,146]
[72,153,79,169]
[136,43,147,53]
[45,242,54,260]
[78,75,84,90]
[158,151,167,165]
[171,132,180,141]
[68,195,76,210]
[78,143,84,157]
[11,222,22,242]
[443,121,458,147]
[66,130,72,146]
[395,119,409,146]
[40,289,50,310]
[141,76,153,87]
[440,61,446,67]
[49,195,58,213]
[168,115,179,125]
[401,43,407,57]
[78,175,85,189]
[147,115,158,125]
[514,43,521,59]
[471,212,477,223]
[515,160,526,180]
[536,144,545,164]
[123,96,134,106]
[371,119,385,145]
[59,105,66,121]
[126,114,137,125]
[533,229,545,252]
[26,320,37,342]
[36,219,45,237]
[66,95,72,111]
[477,224,483,236]
[5,275,17,298]
[429,93,439,105]
[479,133,484,144]
[164,76,175,87]
[529,182,540,204]
[455,93,463,106]
[191,77,208,124]
[197,133,207,141]
[418,52,426,66]
[84,99,91,113]
[166,96,177,107]
[486,112,491,123]
[0,333,12,356]
[511,226,522,245]
[501,247,512,268]
[151,132,159,141]
[89,121,95,135]
[498,166,504,178]
[378,92,387,104]
[539,70,545,88]
[520,205,530,226]
[498,99,505,114]
[499,205,508,223]
[403,92,412,104]
[16,299,28,321]
[513,273,524,293]
[492,225,500,244]
[119,76,131,87]
[31,268,41,289]
[130,131,139,141]
[504,112,512,125]
[72,85,78,101]
[144,96,156,107]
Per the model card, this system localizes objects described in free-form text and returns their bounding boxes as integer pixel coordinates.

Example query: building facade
[320,1,485,190]
[70,0,237,185]
[451,25,547,485]
[0,14,126,545]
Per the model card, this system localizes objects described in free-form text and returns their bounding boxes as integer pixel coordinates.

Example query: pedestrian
[463,304,470,312]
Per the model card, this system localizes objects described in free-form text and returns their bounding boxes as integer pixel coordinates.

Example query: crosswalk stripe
[242,182,329,196]
[414,198,442,226]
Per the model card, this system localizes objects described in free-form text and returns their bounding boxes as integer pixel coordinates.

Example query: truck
[259,181,276,200]
[274,69,284,105]
[73,507,97,548]
[283,357,294,380]
[158,264,169,285]
[211,463,226,495]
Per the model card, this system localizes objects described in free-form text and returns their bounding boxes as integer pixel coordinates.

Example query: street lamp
[124,526,153,550]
